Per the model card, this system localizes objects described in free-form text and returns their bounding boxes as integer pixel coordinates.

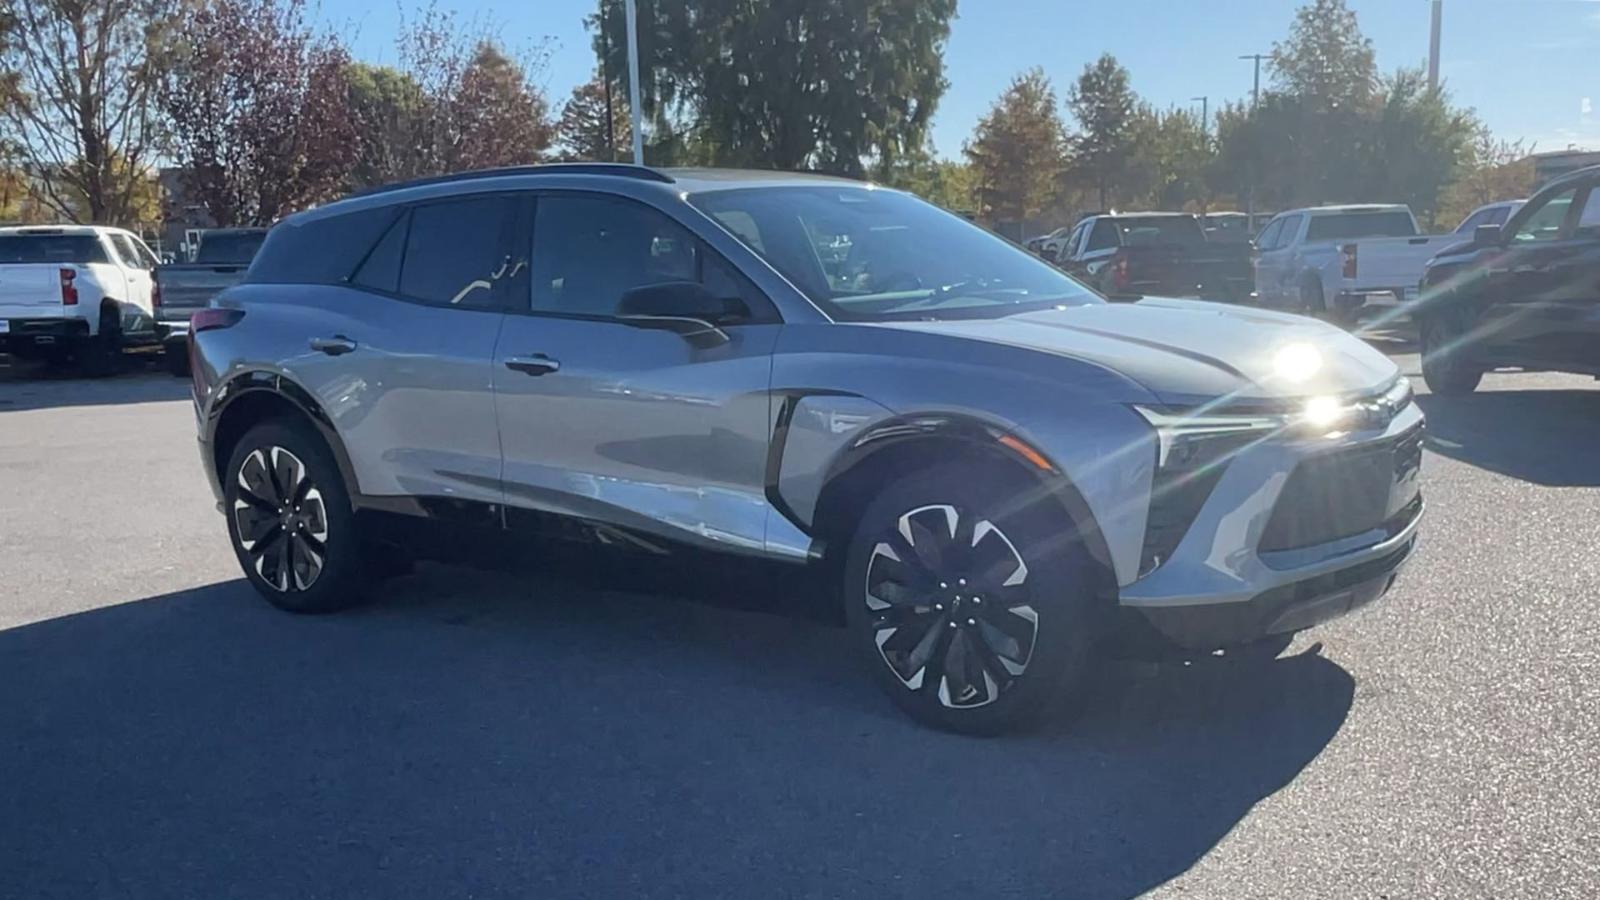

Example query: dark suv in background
[190,164,1423,733]
[1418,165,1600,394]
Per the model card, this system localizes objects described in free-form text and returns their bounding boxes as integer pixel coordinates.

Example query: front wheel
[842,463,1099,734]
[1420,314,1484,395]
[224,420,367,613]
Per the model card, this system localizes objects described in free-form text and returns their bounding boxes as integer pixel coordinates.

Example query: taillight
[1113,253,1130,291]
[59,268,77,305]
[190,307,244,333]
[1341,243,1358,279]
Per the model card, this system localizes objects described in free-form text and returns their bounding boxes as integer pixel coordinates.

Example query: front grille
[1259,424,1423,552]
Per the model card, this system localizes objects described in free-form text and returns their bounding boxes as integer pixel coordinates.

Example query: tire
[842,462,1100,735]
[163,339,190,377]
[78,311,123,377]
[1299,276,1327,316]
[1419,313,1484,395]
[223,419,367,613]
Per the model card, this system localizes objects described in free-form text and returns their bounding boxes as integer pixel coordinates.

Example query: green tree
[1130,107,1213,211]
[1362,68,1476,227]
[346,63,430,188]
[555,75,630,162]
[1437,132,1535,228]
[590,0,956,176]
[1067,53,1139,208]
[963,68,1068,225]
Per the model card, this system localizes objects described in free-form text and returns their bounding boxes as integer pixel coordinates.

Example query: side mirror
[616,281,749,346]
[1473,224,1502,246]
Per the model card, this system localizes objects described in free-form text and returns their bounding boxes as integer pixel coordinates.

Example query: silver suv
[191,165,1423,733]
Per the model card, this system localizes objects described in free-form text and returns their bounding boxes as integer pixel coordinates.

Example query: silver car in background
[190,165,1423,733]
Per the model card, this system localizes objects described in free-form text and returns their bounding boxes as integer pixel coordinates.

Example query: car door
[1255,214,1302,305]
[103,233,157,333]
[1078,218,1121,286]
[1477,180,1600,371]
[492,191,782,554]
[289,194,513,511]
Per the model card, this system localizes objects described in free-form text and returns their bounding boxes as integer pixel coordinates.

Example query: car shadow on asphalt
[1415,389,1600,487]
[0,567,1353,898]
[0,355,189,410]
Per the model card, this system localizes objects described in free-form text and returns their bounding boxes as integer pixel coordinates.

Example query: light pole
[624,0,645,166]
[1428,0,1443,91]
[1239,53,1267,221]
[600,1,614,160]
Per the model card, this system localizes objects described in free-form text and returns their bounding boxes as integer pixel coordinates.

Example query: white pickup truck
[1252,204,1461,322]
[0,225,161,373]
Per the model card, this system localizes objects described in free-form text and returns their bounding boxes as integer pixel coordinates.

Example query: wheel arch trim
[205,369,362,507]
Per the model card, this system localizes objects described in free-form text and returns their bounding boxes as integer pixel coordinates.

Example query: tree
[590,0,956,175]
[346,63,430,188]
[1437,132,1536,228]
[388,5,553,178]
[444,42,554,171]
[963,69,1068,226]
[160,0,357,226]
[1362,69,1476,227]
[555,75,630,162]
[1271,0,1376,113]
[1130,107,1212,211]
[1067,54,1139,208]
[0,0,171,225]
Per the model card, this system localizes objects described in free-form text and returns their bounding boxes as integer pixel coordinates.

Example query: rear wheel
[842,462,1099,734]
[78,307,123,377]
[224,420,367,613]
[1420,313,1484,395]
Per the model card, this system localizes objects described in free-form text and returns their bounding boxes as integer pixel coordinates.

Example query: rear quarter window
[1306,212,1416,241]
[0,234,109,264]
[246,206,402,285]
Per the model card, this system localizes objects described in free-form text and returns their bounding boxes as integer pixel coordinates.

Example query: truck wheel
[1420,315,1483,395]
[1299,276,1327,317]
[841,462,1099,735]
[79,306,123,377]
[164,339,190,377]
[224,420,367,613]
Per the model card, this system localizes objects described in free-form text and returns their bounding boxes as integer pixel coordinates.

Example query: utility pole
[1191,96,1209,139]
[1239,53,1267,221]
[1428,0,1443,91]
[599,1,615,160]
[624,0,645,166]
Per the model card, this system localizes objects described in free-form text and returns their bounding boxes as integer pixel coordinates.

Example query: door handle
[308,335,357,356]
[504,353,560,376]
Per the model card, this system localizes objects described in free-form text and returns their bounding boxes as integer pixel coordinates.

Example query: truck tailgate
[0,264,64,309]
[1126,246,1253,301]
[1347,235,1459,290]
[155,265,247,321]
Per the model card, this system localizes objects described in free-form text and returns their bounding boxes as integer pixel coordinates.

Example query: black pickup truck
[1054,213,1253,302]
[154,228,266,373]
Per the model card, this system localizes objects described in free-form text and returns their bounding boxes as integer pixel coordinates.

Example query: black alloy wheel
[233,445,329,592]
[844,463,1097,734]
[224,420,367,613]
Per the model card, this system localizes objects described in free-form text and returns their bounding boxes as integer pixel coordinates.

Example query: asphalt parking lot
[2,349,1598,899]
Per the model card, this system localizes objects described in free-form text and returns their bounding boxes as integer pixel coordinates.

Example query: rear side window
[1085,220,1119,251]
[351,212,408,294]
[195,232,266,264]
[246,206,399,285]
[1306,211,1416,241]
[108,234,145,268]
[398,195,518,309]
[0,234,108,264]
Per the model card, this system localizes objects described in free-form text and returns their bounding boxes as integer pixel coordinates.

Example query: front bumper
[1119,398,1424,650]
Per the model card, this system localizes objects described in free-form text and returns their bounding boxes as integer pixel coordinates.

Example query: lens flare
[1304,395,1344,427]
[1273,343,1323,382]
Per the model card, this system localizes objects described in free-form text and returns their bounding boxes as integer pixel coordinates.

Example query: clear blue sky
[319,0,1600,157]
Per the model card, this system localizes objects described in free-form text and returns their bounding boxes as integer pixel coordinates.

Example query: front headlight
[1133,406,1283,467]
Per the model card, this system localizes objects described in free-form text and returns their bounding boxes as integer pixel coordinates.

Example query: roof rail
[349,163,675,199]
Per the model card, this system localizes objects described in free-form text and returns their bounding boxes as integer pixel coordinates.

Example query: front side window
[1085,220,1119,252]
[691,187,1098,321]
[528,194,762,319]
[1510,188,1577,243]
[1255,218,1285,250]
[1575,187,1600,236]
[398,195,518,309]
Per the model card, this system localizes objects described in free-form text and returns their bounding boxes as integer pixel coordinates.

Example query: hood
[878,297,1400,404]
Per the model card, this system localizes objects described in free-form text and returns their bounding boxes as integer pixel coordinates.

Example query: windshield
[691,187,1098,321]
[1114,216,1207,246]
[0,234,108,264]
[1305,211,1417,241]
[195,231,267,264]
